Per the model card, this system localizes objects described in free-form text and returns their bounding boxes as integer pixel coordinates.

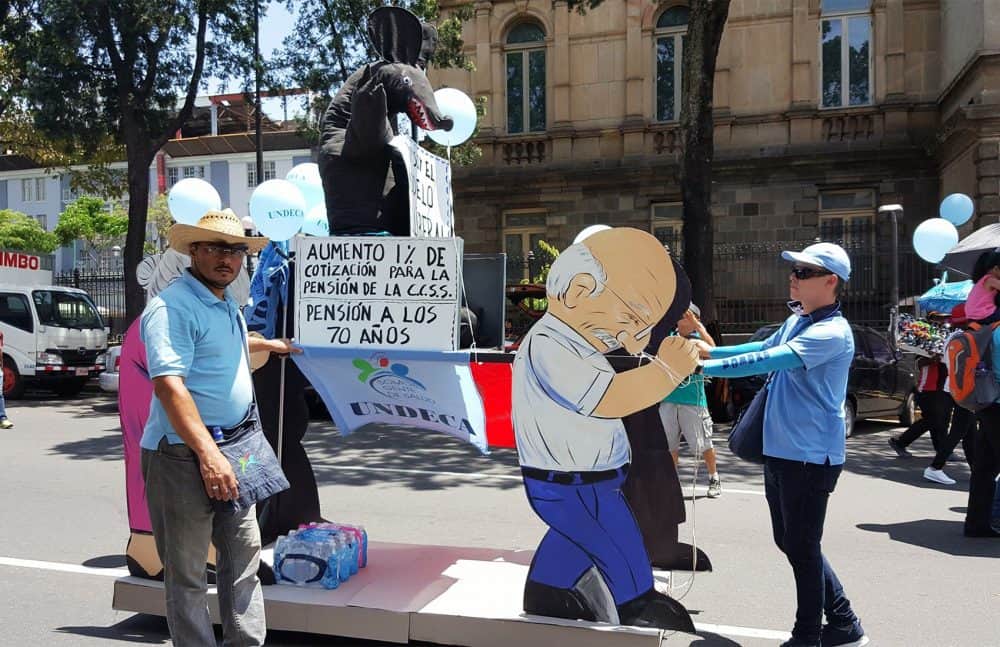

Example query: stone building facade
[431,0,1000,328]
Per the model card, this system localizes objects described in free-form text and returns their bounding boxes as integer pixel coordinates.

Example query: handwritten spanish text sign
[294,236,463,351]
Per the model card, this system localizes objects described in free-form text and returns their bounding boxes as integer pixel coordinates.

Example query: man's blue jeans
[142,439,266,646]
[764,457,858,643]
[523,469,652,607]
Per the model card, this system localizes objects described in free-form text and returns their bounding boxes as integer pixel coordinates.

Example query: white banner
[390,135,454,238]
[294,236,462,351]
[293,348,488,454]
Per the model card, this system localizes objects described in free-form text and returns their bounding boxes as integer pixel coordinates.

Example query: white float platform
[113,541,684,646]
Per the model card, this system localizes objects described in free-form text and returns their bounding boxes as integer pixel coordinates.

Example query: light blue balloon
[249,179,306,242]
[913,218,959,264]
[939,193,974,227]
[168,178,221,225]
[301,204,330,237]
[426,88,477,148]
[286,163,325,211]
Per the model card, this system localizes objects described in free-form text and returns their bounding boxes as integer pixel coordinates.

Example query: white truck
[0,251,107,398]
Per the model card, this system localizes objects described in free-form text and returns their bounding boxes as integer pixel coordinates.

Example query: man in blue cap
[695,242,868,647]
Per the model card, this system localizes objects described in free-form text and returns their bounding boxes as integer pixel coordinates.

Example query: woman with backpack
[960,251,1000,537]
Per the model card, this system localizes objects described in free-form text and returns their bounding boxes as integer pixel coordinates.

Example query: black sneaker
[779,638,820,647]
[888,437,912,458]
[822,620,869,646]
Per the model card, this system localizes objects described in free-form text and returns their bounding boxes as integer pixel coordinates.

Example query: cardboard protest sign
[390,135,454,238]
[294,236,462,351]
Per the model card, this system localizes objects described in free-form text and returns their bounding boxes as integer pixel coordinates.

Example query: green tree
[0,209,59,253]
[12,0,256,324]
[54,196,129,251]
[566,0,731,321]
[146,193,174,253]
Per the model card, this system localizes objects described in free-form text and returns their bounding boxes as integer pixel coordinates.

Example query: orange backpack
[946,322,1000,411]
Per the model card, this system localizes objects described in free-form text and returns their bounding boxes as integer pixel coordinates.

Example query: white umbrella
[940,223,1000,277]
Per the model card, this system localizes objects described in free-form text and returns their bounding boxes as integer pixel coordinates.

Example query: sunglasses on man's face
[790,266,833,280]
[194,243,249,259]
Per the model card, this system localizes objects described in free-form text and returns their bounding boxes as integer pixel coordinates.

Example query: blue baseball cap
[781,242,851,281]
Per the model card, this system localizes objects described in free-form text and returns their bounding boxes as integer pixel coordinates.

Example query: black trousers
[967,406,1000,533]
[764,457,858,642]
[253,355,322,545]
[930,405,975,470]
[896,391,951,452]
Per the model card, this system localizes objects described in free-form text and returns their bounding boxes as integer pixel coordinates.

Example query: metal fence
[508,224,936,337]
[55,270,128,343]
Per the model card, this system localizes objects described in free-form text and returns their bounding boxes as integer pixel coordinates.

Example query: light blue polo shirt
[760,306,853,465]
[140,270,253,450]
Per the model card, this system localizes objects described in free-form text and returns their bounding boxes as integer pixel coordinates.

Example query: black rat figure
[319,7,454,236]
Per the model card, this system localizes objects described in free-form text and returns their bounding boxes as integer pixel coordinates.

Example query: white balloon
[301,204,330,237]
[249,179,306,242]
[286,163,325,211]
[573,225,612,244]
[168,178,221,225]
[426,88,477,148]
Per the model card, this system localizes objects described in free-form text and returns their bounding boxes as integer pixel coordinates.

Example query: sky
[208,3,304,122]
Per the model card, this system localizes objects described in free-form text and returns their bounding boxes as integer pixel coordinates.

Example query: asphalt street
[1,389,998,646]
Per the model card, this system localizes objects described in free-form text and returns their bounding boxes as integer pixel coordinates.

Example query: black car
[726,323,917,437]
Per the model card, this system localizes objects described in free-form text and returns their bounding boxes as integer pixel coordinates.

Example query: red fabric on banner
[470,361,516,449]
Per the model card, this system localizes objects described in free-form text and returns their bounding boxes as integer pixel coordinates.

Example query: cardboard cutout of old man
[513,227,699,631]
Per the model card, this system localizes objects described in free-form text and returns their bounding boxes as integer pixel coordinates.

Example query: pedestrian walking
[140,209,298,644]
[888,352,949,462]
[658,305,722,497]
[698,242,868,647]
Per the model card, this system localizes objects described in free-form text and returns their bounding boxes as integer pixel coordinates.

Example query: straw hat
[168,209,269,255]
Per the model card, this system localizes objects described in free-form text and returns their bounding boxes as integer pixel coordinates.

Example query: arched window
[654,6,689,122]
[505,22,546,134]
[820,0,872,108]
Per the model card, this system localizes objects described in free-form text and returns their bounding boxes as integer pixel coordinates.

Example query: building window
[505,22,546,134]
[503,210,547,283]
[21,177,46,202]
[167,165,206,188]
[655,6,689,122]
[35,215,47,231]
[247,161,276,188]
[651,202,683,258]
[820,0,872,109]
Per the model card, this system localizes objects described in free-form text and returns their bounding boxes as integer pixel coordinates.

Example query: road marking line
[683,487,766,497]
[0,556,128,578]
[691,621,790,641]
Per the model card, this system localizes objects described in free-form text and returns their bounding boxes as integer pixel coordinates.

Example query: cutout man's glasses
[790,266,833,280]
[602,284,655,340]
[194,243,249,259]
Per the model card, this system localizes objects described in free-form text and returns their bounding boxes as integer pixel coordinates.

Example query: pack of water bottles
[273,522,369,589]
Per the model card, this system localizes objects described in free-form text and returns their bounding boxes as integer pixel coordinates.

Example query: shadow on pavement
[688,631,744,646]
[303,423,523,492]
[48,432,123,461]
[82,554,127,568]
[55,614,169,643]
[856,519,1000,557]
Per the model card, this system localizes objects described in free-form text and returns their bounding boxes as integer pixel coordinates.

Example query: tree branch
[155,0,209,150]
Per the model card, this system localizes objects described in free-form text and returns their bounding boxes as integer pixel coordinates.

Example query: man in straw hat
[140,209,298,645]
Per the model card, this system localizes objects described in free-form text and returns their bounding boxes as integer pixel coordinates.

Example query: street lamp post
[879,203,903,346]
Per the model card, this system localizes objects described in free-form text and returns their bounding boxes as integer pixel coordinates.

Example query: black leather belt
[521,464,628,485]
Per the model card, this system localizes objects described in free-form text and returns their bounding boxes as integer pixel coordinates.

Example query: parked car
[727,323,917,437]
[99,344,122,393]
